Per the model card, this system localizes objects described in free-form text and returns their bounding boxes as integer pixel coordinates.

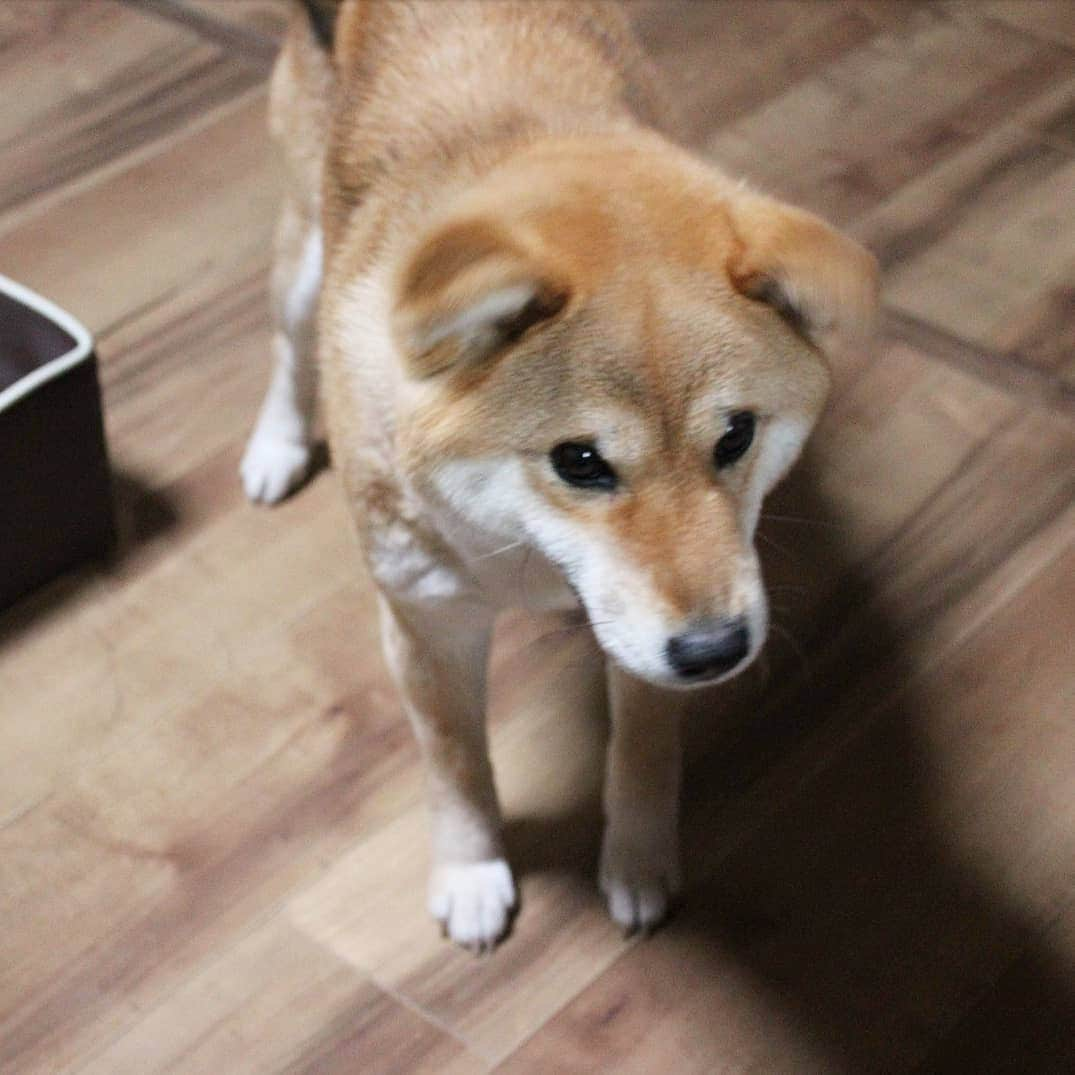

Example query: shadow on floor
[0,441,334,648]
[504,454,1075,1073]
[0,466,179,647]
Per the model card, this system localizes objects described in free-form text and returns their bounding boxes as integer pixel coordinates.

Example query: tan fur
[252,0,879,947]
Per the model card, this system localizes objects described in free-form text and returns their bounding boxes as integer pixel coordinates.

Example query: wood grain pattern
[980,0,1075,48]
[81,920,483,1075]
[0,0,266,228]
[701,3,1075,369]
[1,2,1073,1072]
[0,89,279,336]
[168,0,289,43]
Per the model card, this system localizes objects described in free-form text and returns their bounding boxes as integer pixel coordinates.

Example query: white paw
[428,859,516,951]
[599,826,681,934]
[240,433,311,504]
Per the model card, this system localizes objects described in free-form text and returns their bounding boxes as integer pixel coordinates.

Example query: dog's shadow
[503,455,1075,1073]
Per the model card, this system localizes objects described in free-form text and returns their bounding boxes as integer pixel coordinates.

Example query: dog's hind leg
[241,200,322,504]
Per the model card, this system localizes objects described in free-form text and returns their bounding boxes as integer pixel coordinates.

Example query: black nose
[666,619,751,679]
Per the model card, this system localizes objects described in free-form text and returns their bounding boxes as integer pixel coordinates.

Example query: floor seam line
[0,83,269,244]
[883,306,1075,418]
[118,0,280,67]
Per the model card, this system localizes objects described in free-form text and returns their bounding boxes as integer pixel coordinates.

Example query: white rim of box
[0,273,94,414]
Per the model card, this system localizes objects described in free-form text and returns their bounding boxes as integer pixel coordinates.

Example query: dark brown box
[1,275,114,610]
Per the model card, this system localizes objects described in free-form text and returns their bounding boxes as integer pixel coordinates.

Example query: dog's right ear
[392,218,570,379]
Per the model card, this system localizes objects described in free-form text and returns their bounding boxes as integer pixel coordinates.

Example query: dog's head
[391,138,878,688]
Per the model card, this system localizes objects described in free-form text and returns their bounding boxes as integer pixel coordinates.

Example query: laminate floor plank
[0,475,355,817]
[977,0,1075,48]
[77,918,484,1075]
[915,900,1075,1074]
[702,4,1075,375]
[704,6,1073,222]
[2,2,1072,1073]
[0,88,278,336]
[884,146,1075,358]
[628,0,921,146]
[0,0,265,225]
[167,0,290,42]
[0,581,408,1073]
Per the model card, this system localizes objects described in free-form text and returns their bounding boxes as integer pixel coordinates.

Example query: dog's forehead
[568,268,768,412]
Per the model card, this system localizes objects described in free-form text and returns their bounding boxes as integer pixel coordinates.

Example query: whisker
[518,545,534,605]
[768,620,811,678]
[473,540,526,561]
[756,530,802,563]
[760,513,839,529]
[754,647,773,692]
[532,617,612,643]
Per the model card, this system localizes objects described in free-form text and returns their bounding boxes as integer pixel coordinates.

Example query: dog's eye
[550,442,617,490]
[713,411,756,469]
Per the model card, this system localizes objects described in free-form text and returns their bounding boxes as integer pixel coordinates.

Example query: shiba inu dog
[241,0,878,950]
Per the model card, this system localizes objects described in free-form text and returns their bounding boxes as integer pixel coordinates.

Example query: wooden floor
[1,1,1073,1071]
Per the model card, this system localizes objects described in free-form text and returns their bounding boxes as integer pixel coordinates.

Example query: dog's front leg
[378,594,515,951]
[600,664,683,934]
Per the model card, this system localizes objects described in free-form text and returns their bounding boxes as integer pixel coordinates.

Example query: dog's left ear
[393,216,570,379]
[726,192,880,360]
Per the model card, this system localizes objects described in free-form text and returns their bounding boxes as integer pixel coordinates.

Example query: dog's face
[390,140,878,688]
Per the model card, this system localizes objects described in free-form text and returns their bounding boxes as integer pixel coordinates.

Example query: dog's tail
[296,0,341,49]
